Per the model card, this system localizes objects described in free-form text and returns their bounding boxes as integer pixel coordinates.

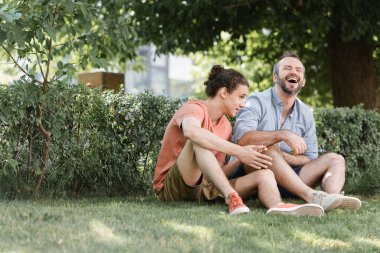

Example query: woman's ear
[219,87,228,98]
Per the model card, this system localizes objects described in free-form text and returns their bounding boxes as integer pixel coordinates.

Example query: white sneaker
[267,203,324,217]
[310,191,343,211]
[338,192,362,212]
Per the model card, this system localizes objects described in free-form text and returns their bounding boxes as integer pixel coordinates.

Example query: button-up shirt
[232,87,318,160]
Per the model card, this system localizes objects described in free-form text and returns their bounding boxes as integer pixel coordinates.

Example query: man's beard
[277,77,303,95]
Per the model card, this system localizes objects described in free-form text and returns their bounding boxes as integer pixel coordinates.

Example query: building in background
[1,45,196,99]
[125,45,195,98]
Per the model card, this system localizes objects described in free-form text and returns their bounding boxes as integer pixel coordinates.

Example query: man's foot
[338,192,362,212]
[266,203,324,217]
[310,191,342,211]
[228,192,250,215]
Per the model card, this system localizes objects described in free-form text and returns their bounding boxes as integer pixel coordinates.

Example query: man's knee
[323,152,345,167]
[253,169,276,184]
[263,145,285,163]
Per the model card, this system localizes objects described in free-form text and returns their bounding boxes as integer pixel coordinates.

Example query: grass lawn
[0,195,379,253]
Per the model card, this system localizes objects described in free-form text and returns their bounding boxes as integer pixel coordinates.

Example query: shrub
[0,82,379,197]
[315,107,380,194]
[0,81,181,197]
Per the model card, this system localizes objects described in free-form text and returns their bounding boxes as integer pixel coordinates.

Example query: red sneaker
[266,203,324,217]
[228,192,250,215]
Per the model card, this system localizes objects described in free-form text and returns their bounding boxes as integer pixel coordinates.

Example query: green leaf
[13,25,25,47]
[44,23,56,41]
[0,30,6,43]
[35,167,42,176]
[80,5,90,21]
[5,158,18,169]
[0,5,22,22]
[66,0,73,12]
[36,28,44,40]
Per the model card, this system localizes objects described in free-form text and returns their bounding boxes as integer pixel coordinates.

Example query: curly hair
[203,65,249,97]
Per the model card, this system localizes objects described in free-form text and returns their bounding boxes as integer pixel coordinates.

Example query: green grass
[0,195,379,253]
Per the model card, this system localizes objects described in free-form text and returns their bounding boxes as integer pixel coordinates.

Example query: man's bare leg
[246,145,315,202]
[299,153,345,194]
[254,147,358,211]
[235,168,324,216]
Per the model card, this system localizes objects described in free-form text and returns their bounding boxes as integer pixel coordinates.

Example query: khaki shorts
[158,163,237,201]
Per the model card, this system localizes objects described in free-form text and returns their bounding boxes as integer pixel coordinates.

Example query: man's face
[275,57,305,95]
[223,84,248,117]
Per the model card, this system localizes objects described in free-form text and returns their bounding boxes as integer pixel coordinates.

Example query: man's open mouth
[286,77,298,83]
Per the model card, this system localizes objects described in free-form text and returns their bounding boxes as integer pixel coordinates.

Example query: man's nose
[289,67,297,74]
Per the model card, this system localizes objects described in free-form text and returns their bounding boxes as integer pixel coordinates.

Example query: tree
[129,0,380,110]
[0,0,139,192]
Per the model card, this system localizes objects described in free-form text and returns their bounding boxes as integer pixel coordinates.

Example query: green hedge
[0,81,181,197]
[315,107,380,194]
[0,82,379,197]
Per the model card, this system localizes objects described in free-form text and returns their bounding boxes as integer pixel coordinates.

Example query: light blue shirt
[233,87,318,160]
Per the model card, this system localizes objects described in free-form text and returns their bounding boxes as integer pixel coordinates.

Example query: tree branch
[0,44,43,84]
[32,38,46,81]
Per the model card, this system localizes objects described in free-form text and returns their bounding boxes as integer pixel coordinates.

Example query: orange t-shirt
[153,99,232,193]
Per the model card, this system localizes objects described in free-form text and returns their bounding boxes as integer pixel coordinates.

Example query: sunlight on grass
[293,230,352,250]
[356,237,380,248]
[90,220,125,244]
[164,221,214,242]
[236,222,253,229]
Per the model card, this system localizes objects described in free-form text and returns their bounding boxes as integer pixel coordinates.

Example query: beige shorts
[158,163,237,201]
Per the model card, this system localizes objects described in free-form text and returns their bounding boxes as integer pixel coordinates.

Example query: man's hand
[282,130,307,155]
[237,145,272,170]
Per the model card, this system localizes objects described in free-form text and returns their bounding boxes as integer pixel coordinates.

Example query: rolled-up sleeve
[303,114,318,160]
[232,96,262,143]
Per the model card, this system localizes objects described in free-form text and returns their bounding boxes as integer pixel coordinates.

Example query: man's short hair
[272,50,303,76]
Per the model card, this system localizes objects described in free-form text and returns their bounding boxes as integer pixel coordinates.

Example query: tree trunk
[328,32,380,111]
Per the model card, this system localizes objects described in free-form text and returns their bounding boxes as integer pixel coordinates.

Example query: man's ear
[301,78,306,87]
[273,73,278,84]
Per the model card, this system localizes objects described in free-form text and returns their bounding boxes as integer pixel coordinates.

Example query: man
[232,51,361,212]
[154,65,324,216]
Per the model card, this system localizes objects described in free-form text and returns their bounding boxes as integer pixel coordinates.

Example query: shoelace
[311,191,327,204]
[229,195,240,209]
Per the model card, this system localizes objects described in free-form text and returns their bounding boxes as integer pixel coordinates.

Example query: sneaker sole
[324,198,343,212]
[338,196,362,212]
[266,204,324,217]
[230,206,250,215]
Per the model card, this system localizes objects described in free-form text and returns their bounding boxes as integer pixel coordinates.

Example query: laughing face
[274,57,305,95]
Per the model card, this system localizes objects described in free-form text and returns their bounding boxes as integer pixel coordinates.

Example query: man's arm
[282,152,311,167]
[238,129,307,155]
[182,117,272,169]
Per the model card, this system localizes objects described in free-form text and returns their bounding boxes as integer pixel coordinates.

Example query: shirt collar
[271,87,282,106]
[271,87,296,118]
